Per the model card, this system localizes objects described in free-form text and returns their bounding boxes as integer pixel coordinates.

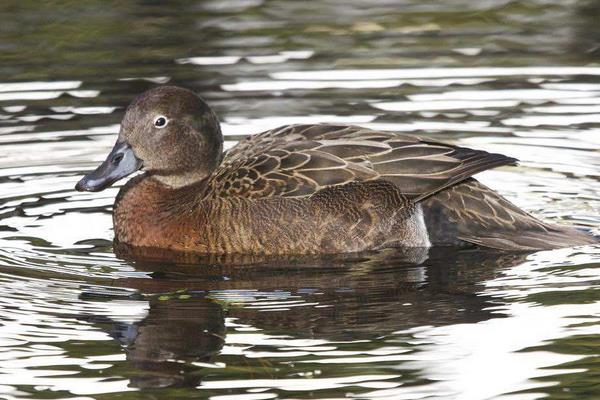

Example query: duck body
[76,87,597,254]
[114,174,430,254]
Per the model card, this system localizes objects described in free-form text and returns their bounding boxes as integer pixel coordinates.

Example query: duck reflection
[107,296,225,388]
[100,246,529,389]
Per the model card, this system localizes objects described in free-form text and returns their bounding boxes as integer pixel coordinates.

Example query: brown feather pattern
[206,124,517,200]
[197,123,595,251]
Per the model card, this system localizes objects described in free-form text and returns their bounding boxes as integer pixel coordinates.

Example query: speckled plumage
[78,86,598,254]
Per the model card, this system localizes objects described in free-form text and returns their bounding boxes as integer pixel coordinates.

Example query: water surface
[1,1,600,399]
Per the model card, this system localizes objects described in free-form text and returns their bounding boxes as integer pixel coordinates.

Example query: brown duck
[75,86,597,254]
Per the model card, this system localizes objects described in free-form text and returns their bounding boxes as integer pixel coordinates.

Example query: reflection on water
[1,0,600,399]
[109,297,225,389]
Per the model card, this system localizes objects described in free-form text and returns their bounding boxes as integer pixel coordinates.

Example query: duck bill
[75,141,143,192]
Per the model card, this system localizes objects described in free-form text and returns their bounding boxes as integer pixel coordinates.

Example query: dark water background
[1,1,600,399]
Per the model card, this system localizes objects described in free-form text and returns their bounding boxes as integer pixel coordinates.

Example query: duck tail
[421,178,599,251]
[459,225,599,251]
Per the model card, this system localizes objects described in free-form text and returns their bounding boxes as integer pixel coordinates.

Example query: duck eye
[153,115,168,129]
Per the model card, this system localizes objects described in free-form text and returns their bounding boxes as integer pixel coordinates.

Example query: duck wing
[207,124,517,200]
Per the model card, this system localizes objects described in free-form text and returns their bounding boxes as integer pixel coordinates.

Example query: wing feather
[206,124,516,200]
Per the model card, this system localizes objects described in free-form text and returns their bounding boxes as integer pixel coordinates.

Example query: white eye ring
[153,115,169,129]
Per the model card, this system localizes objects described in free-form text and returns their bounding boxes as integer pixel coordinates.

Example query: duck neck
[149,150,224,189]
[152,169,213,190]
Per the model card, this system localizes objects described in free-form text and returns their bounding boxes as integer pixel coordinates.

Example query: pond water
[1,1,600,399]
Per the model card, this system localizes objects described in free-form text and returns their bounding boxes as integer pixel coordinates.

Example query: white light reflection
[272,67,600,81]
[359,247,600,400]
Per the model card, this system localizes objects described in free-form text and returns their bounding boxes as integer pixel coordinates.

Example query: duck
[75,85,597,254]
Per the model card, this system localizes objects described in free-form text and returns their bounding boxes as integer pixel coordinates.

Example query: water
[1,0,600,398]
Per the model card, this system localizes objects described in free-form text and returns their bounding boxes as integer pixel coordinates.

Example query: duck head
[75,86,223,192]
